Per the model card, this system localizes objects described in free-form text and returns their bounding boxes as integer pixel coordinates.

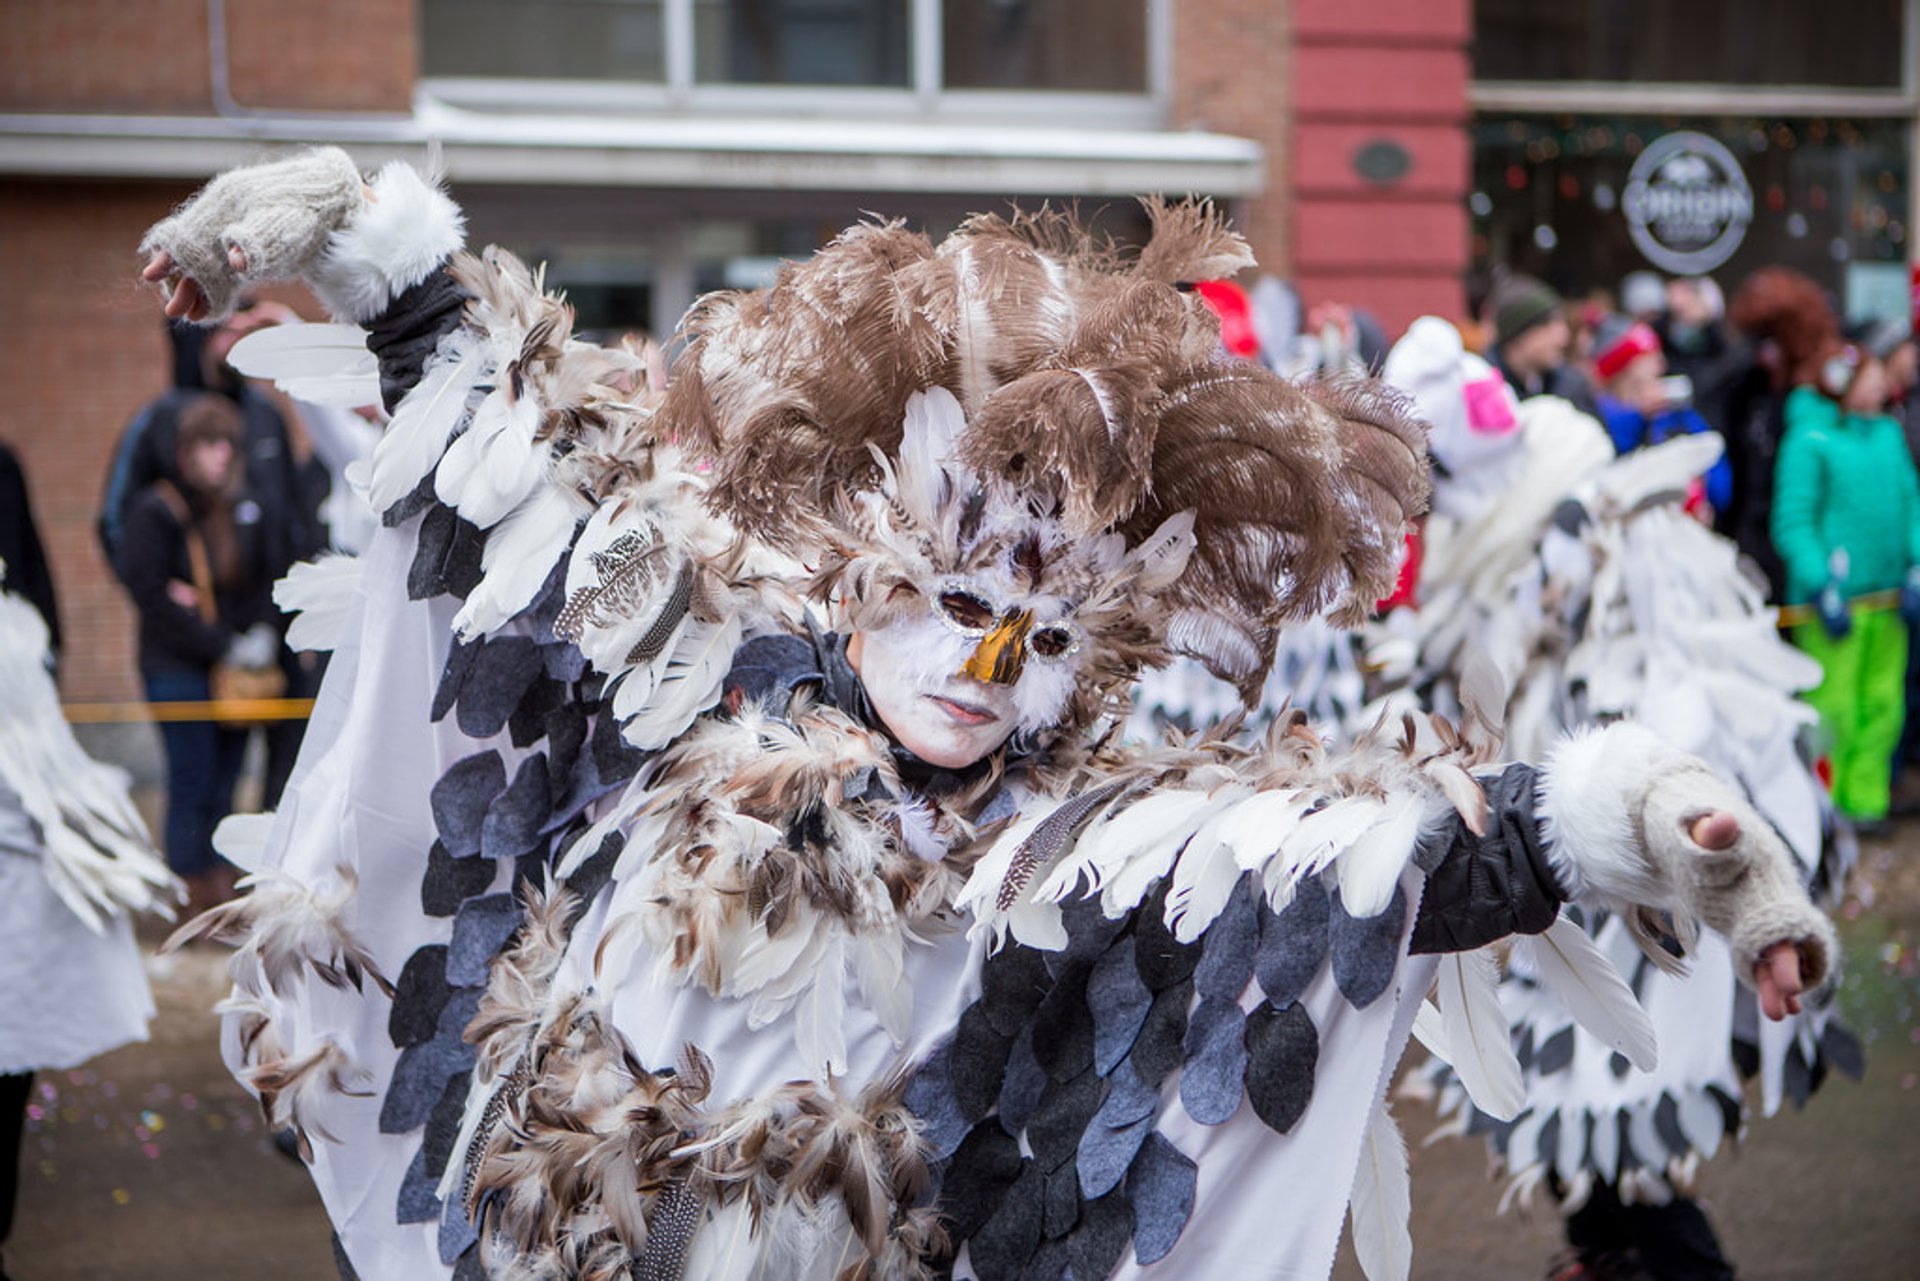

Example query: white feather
[1266,795,1380,907]
[851,929,914,1046]
[274,553,364,652]
[1165,795,1252,943]
[794,935,850,1076]
[1217,788,1313,871]
[367,329,487,514]
[1336,792,1423,918]
[227,323,381,408]
[1409,999,1450,1059]
[1434,948,1526,1121]
[211,811,277,875]
[1125,509,1198,592]
[1349,1098,1413,1281]
[619,614,745,751]
[1516,914,1658,1071]
[435,384,544,529]
[450,482,586,639]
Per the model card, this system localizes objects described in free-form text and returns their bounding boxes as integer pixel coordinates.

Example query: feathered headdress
[658,199,1430,705]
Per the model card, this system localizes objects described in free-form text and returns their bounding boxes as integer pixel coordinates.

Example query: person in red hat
[1593,313,1733,517]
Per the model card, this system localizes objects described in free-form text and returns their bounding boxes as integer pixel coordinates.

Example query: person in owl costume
[141,149,1831,1281]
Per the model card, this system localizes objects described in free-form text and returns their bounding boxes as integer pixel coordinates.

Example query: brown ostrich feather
[658,219,948,547]
[955,363,1164,534]
[1118,361,1429,697]
[1132,194,1257,284]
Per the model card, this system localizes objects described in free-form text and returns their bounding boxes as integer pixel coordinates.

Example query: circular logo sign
[1621,131,1753,274]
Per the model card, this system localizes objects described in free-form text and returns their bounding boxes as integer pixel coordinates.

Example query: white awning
[0,98,1264,197]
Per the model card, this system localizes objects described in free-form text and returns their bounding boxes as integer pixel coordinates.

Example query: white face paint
[849,599,1081,769]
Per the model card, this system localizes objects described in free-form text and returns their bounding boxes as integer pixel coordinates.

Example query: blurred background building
[0,0,1913,707]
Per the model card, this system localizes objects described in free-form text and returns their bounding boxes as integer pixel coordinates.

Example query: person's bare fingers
[228,243,248,272]
[1754,943,1805,1021]
[1688,810,1740,850]
[165,277,197,319]
[142,250,176,282]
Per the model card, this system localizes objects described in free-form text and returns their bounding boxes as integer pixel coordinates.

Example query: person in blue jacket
[1593,313,1734,517]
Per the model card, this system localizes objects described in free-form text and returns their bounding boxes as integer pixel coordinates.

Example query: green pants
[1794,608,1909,821]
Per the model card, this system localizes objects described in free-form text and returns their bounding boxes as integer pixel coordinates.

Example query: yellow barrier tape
[61,698,317,725]
[1774,588,1903,631]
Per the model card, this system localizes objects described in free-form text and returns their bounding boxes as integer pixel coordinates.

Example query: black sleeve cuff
[1409,762,1568,955]
[363,267,470,413]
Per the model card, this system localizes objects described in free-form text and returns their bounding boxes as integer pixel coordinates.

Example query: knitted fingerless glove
[140,148,466,325]
[141,147,365,322]
[1537,722,1838,992]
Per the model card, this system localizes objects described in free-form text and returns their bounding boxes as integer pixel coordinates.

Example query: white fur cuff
[305,161,466,324]
[1535,722,1678,905]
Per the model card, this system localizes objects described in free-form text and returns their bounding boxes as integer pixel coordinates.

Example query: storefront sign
[1621,131,1753,274]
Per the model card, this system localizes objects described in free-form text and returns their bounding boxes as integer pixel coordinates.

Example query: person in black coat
[114,394,278,913]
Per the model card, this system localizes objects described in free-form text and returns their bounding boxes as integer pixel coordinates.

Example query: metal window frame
[422,0,1170,128]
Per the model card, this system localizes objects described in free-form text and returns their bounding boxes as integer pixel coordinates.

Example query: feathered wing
[0,587,175,929]
[227,321,382,407]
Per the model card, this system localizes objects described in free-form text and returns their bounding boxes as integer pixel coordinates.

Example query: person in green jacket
[1772,345,1920,824]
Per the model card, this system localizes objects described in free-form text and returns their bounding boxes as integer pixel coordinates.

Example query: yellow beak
[960,609,1034,686]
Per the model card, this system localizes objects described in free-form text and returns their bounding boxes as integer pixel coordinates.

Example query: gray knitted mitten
[1637,759,1839,991]
[140,146,364,322]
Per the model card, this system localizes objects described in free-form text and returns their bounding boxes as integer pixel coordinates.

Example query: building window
[1474,0,1907,88]
[942,0,1148,92]
[422,0,1155,98]
[422,0,666,81]
[693,0,909,86]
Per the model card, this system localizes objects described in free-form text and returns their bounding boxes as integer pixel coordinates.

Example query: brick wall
[0,181,195,703]
[1171,0,1292,277]
[0,0,416,114]
[1287,0,1471,333]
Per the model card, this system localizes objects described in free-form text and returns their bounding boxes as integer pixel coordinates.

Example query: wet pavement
[9,828,1920,1281]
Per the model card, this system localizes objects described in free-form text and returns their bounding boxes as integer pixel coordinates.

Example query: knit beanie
[1491,275,1563,350]
[1592,315,1662,381]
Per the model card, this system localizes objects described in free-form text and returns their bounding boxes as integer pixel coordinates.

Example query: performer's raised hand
[1544,724,1838,1019]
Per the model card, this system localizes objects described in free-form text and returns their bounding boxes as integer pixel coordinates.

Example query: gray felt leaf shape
[396,1144,441,1224]
[1026,1236,1073,1280]
[1255,877,1328,1008]
[1653,1093,1689,1159]
[480,752,552,863]
[1536,1025,1575,1075]
[1043,1164,1082,1240]
[1328,883,1404,1009]
[1126,977,1193,1085]
[1126,1131,1197,1266]
[455,635,544,740]
[1027,1070,1107,1173]
[1067,1187,1135,1281]
[423,1071,471,1179]
[950,1001,1016,1122]
[438,1174,479,1265]
[981,943,1053,1038]
[381,1029,477,1134]
[968,1157,1046,1281]
[1179,995,1249,1126]
[939,1121,1025,1246]
[903,1044,973,1162]
[1193,874,1259,1003]
[1784,1041,1814,1109]
[430,633,478,722]
[542,638,588,684]
[446,893,522,987]
[1134,880,1202,991]
[1822,1022,1865,1080]
[421,840,500,917]
[409,504,459,602]
[1031,966,1096,1083]
[1076,1101,1157,1201]
[388,945,452,1048]
[1088,936,1155,1077]
[1243,1001,1318,1134]
[998,1026,1049,1138]
[1053,892,1130,973]
[431,751,507,859]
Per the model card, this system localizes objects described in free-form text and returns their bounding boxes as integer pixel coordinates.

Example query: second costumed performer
[142,149,1835,1281]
